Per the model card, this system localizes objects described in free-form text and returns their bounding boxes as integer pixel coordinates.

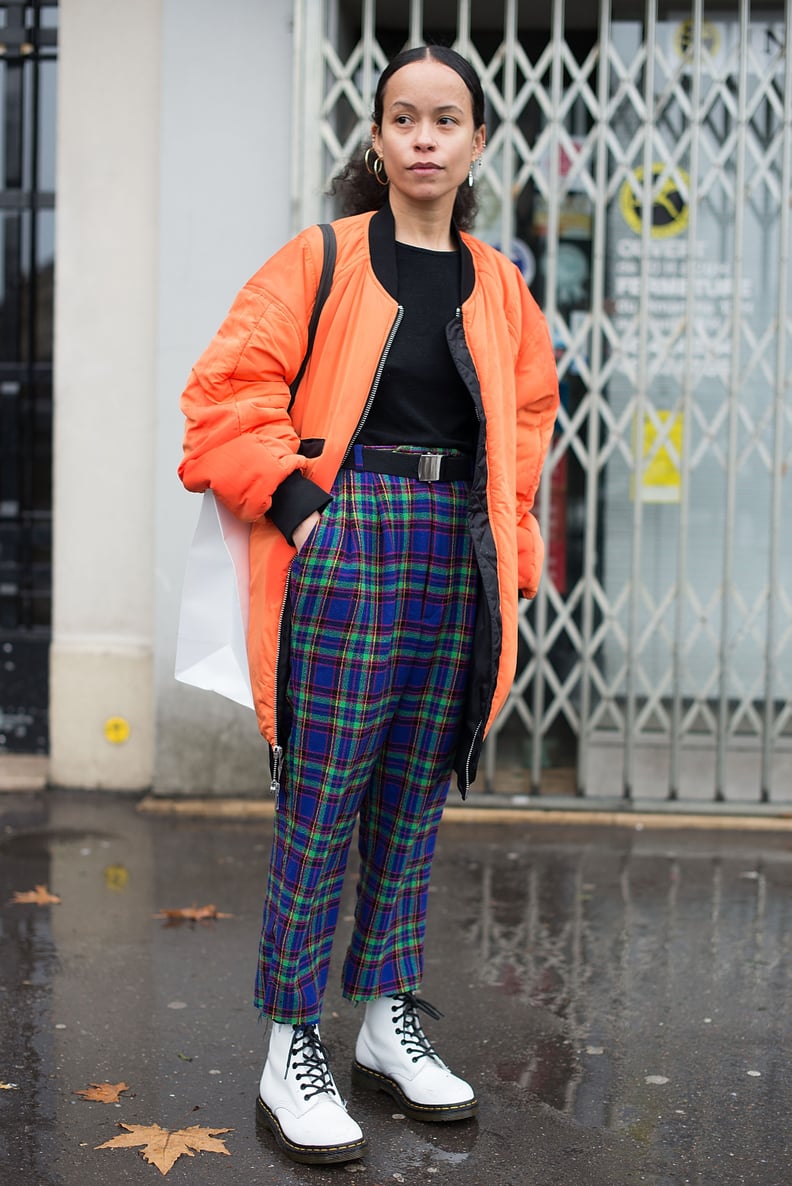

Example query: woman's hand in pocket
[292,511,321,554]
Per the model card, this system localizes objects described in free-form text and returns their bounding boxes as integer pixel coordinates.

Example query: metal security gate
[293,0,792,806]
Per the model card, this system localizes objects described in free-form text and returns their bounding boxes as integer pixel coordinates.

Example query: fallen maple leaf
[96,1122,232,1176]
[153,904,233,924]
[75,1081,129,1104]
[9,884,61,906]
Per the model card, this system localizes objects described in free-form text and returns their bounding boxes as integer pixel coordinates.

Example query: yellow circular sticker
[104,717,130,745]
[104,864,130,892]
[619,164,690,238]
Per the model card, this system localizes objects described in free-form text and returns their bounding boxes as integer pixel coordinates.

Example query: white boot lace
[285,1025,339,1102]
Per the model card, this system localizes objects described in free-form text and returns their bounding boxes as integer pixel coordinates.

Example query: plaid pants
[254,464,478,1024]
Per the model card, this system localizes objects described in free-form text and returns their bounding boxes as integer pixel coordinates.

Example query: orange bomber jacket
[179,203,559,796]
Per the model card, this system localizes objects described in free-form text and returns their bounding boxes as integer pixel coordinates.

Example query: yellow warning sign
[103,716,130,745]
[632,411,684,504]
[619,165,690,239]
[674,20,721,60]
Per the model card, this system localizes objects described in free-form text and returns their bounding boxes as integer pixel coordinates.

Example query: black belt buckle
[417,453,443,482]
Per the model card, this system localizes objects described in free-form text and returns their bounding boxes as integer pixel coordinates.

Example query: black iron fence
[0,1,57,752]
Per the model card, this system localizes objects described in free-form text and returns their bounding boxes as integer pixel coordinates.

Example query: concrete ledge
[0,755,49,792]
[136,793,792,831]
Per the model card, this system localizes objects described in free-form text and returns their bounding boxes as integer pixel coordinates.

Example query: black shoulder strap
[288,223,337,410]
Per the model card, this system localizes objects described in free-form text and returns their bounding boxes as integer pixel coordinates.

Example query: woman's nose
[414,123,436,149]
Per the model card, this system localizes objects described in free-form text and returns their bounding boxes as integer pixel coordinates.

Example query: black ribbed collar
[368,199,475,305]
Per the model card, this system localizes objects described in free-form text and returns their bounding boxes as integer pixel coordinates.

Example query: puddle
[0,828,117,858]
[453,837,792,1179]
[3,793,792,1185]
[372,1123,477,1174]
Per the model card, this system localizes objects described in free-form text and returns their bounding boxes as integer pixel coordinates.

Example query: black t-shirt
[357,241,479,452]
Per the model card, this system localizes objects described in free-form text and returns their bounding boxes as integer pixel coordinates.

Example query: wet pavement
[1,789,791,1186]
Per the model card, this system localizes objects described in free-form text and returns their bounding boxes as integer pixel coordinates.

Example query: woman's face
[372,59,485,213]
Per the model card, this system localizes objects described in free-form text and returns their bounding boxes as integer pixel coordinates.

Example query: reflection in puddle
[0,827,118,858]
[0,806,60,1183]
[496,1031,581,1109]
[381,1123,476,1172]
[458,837,792,1156]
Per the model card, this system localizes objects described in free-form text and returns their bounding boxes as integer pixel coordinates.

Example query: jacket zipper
[454,305,488,799]
[270,306,404,806]
[464,720,483,797]
[270,577,290,807]
[344,307,404,455]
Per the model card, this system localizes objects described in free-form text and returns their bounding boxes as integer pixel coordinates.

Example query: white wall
[50,0,162,788]
[50,0,295,792]
[153,0,295,793]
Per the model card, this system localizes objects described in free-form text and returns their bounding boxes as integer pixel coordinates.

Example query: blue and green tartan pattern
[254,464,478,1024]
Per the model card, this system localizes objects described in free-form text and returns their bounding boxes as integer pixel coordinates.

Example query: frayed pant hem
[255,1006,322,1027]
[342,983,420,1006]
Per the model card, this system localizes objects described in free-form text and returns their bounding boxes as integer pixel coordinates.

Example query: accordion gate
[292,0,792,807]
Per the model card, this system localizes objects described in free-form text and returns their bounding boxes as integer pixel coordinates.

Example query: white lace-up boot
[257,1022,367,1164]
[352,993,478,1122]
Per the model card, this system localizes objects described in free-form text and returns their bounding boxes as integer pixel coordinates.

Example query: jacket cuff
[267,470,332,545]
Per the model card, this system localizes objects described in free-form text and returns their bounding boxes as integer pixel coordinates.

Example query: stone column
[49,0,162,788]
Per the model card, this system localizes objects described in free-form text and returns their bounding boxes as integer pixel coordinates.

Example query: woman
[179,45,558,1167]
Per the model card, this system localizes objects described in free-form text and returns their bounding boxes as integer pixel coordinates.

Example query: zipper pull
[270,744,283,806]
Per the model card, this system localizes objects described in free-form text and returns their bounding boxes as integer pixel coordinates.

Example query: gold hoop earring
[364,146,378,176]
[373,155,389,187]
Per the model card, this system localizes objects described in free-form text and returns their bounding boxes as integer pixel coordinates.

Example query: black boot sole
[351,1060,479,1123]
[255,1094,367,1165]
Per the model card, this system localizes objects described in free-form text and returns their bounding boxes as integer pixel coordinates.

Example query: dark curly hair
[328,45,485,232]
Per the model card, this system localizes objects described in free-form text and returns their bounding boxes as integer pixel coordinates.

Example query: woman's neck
[388,191,457,251]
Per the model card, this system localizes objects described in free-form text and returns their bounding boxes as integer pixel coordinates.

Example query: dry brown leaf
[153,904,234,924]
[9,884,61,906]
[96,1122,232,1176]
[74,1081,130,1104]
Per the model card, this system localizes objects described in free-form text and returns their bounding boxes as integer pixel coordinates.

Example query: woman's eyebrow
[388,100,466,115]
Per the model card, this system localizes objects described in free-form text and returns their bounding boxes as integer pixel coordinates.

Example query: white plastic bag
[174,491,254,709]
